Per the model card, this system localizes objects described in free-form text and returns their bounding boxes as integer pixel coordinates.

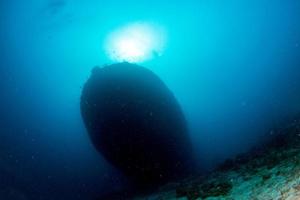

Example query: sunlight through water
[105,22,166,63]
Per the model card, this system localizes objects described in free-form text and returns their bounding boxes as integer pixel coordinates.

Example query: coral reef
[132,119,300,200]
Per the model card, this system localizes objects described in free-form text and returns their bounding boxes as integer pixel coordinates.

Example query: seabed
[133,119,300,200]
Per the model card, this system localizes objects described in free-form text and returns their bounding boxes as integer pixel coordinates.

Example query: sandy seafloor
[132,119,300,200]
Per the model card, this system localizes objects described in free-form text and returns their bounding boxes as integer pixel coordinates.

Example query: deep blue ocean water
[1,0,300,199]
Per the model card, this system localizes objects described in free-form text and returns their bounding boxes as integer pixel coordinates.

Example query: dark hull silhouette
[81,62,194,188]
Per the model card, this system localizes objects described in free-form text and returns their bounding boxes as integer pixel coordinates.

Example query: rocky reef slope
[132,119,300,200]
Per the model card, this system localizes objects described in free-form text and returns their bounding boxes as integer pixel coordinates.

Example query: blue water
[1,0,300,199]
